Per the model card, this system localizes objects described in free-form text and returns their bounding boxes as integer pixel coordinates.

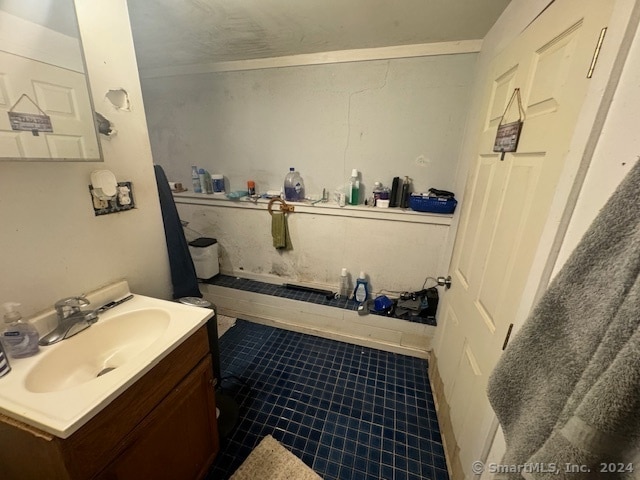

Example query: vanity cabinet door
[97,356,219,480]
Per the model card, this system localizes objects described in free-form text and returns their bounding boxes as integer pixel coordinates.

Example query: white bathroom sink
[0,282,213,438]
[24,308,171,393]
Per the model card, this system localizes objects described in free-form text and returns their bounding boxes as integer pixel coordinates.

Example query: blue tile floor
[207,320,449,480]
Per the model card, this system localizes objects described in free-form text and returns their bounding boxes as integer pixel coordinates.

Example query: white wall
[139,52,476,290]
[142,54,476,199]
[0,0,171,318]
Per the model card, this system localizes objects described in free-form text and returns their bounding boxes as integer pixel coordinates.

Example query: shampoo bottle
[349,169,360,205]
[353,272,369,303]
[1,303,39,358]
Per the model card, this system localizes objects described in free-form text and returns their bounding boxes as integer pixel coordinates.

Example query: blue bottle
[353,271,369,303]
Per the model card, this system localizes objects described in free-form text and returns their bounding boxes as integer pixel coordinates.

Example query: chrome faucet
[39,296,99,346]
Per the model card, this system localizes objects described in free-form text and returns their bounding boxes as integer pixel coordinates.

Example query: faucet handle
[54,296,91,318]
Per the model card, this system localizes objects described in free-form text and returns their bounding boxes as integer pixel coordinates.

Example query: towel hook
[267,198,295,216]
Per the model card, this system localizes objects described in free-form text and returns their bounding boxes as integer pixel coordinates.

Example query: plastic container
[284,167,305,201]
[353,271,369,303]
[338,268,350,299]
[1,302,39,359]
[191,165,202,193]
[349,169,360,205]
[409,193,458,214]
[188,237,220,279]
[212,174,225,193]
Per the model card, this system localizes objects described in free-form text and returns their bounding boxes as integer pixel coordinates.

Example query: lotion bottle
[1,303,39,358]
[353,272,369,303]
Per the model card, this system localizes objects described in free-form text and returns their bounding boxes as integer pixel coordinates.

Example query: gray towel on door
[487,160,640,479]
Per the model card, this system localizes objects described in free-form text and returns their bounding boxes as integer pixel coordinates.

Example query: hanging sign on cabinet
[7,94,53,136]
[493,88,525,160]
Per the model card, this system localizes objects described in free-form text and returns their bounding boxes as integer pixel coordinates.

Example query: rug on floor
[229,434,322,480]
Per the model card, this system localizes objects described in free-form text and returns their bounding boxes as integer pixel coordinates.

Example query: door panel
[434,0,616,477]
[0,51,99,159]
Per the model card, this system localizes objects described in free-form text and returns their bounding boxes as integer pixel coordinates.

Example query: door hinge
[502,323,514,350]
[587,27,607,78]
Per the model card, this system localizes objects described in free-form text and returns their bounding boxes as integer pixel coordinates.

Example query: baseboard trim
[428,352,464,480]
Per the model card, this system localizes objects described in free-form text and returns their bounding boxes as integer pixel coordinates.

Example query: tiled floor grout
[207,319,449,480]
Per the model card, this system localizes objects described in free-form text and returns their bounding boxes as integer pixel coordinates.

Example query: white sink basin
[0,282,213,439]
[25,308,171,393]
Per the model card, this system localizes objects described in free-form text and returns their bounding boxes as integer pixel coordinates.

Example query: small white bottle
[1,303,39,358]
[339,268,350,299]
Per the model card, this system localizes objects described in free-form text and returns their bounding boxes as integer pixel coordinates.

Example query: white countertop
[0,283,213,439]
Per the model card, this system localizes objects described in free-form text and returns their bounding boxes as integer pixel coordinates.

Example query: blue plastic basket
[409,194,457,214]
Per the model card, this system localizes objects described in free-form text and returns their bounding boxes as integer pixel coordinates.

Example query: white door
[0,50,100,159]
[434,0,618,476]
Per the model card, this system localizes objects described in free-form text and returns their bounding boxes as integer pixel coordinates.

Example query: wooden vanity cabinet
[0,326,220,480]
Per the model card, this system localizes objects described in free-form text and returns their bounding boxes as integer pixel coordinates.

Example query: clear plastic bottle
[284,167,305,201]
[339,268,350,299]
[198,169,208,194]
[349,169,360,205]
[191,165,202,193]
[1,303,39,358]
[203,171,213,194]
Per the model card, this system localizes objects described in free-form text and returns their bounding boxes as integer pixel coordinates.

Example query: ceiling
[0,0,78,38]
[127,0,511,71]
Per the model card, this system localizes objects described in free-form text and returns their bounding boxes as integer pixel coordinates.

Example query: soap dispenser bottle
[1,303,39,358]
[353,272,369,303]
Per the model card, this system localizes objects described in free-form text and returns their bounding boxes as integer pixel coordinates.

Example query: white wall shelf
[173,192,453,226]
